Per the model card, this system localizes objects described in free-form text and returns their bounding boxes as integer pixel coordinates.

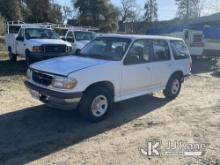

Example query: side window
[66,31,75,43]
[124,39,153,65]
[17,29,24,38]
[170,40,190,59]
[152,40,171,61]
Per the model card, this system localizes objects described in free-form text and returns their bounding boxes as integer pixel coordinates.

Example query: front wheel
[9,51,17,62]
[163,75,182,99]
[79,87,113,122]
[26,51,34,67]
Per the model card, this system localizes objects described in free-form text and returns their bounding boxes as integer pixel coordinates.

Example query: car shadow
[0,95,170,164]
[0,59,27,77]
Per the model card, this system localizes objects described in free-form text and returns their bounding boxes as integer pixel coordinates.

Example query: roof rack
[52,24,99,31]
[6,21,99,34]
[6,21,54,34]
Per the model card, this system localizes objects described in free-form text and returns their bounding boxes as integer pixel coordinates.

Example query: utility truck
[5,21,72,66]
[53,25,98,53]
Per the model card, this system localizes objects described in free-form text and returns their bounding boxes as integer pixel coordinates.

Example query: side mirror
[124,55,139,65]
[16,36,24,41]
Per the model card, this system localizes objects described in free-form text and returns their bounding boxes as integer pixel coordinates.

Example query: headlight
[66,46,72,53]
[32,46,42,53]
[27,69,32,80]
[52,76,77,89]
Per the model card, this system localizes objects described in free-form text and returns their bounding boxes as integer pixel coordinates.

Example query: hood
[30,56,109,76]
[29,39,71,46]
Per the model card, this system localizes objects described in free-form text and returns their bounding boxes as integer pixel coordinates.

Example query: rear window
[170,40,190,59]
[153,40,171,61]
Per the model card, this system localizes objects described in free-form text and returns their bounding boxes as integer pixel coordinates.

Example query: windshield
[74,31,96,41]
[77,37,131,61]
[25,28,60,40]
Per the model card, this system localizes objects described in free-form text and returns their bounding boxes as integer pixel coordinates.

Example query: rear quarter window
[170,40,190,59]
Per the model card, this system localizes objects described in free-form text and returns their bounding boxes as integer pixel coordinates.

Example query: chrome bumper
[25,81,82,110]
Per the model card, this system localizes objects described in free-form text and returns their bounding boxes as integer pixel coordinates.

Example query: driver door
[16,29,26,56]
[121,39,154,98]
[66,31,75,52]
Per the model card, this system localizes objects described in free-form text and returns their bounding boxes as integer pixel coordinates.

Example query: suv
[25,34,192,122]
[6,23,72,65]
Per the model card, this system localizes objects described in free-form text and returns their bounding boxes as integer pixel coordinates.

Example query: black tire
[26,51,33,67]
[8,50,17,62]
[79,87,113,122]
[163,75,182,99]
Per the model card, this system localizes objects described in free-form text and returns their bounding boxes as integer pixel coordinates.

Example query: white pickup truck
[53,27,96,53]
[5,25,72,65]
[25,34,191,122]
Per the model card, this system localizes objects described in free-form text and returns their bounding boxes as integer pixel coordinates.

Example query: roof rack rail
[52,24,99,31]
[6,21,99,34]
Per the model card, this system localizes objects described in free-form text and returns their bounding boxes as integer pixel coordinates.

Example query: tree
[0,14,6,35]
[49,3,63,23]
[73,0,119,32]
[24,0,62,23]
[176,0,201,20]
[120,0,139,22]
[0,0,22,20]
[144,0,158,22]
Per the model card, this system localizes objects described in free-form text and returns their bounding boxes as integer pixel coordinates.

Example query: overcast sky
[55,0,177,21]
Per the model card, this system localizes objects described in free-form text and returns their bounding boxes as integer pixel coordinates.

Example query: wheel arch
[84,81,115,98]
[167,71,184,85]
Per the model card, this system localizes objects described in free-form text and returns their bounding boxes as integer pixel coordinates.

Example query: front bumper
[25,81,82,110]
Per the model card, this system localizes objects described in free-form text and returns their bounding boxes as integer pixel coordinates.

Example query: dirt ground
[0,56,220,165]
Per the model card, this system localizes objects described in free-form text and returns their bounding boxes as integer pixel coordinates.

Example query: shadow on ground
[0,59,27,77]
[0,95,169,164]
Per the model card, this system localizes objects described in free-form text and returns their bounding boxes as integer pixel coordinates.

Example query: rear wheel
[163,75,182,99]
[8,49,17,62]
[79,87,113,122]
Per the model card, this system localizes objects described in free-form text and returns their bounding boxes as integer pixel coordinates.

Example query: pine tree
[73,0,119,32]
[176,0,201,20]
[144,0,158,22]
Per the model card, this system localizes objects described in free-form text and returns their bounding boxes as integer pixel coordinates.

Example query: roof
[98,33,183,41]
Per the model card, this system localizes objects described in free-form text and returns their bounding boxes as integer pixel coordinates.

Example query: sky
[55,0,177,21]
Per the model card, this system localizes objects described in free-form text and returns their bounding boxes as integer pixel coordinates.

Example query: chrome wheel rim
[171,79,180,95]
[91,95,108,117]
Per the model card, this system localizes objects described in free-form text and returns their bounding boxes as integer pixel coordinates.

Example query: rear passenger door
[150,40,173,88]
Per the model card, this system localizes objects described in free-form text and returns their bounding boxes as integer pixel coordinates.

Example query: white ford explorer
[25,34,192,122]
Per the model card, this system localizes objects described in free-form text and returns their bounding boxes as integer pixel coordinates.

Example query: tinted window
[124,39,153,65]
[153,40,171,61]
[170,40,190,59]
